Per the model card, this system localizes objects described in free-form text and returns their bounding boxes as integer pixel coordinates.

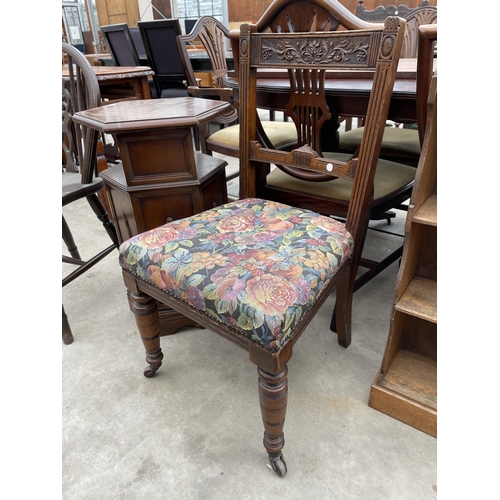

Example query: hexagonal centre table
[74,97,232,335]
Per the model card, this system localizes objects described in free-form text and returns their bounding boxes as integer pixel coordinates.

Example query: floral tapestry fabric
[119,198,353,352]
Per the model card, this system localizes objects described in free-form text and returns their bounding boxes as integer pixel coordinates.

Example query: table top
[223,57,432,123]
[224,57,436,100]
[73,97,232,133]
[224,73,417,100]
[254,57,418,78]
[62,64,154,81]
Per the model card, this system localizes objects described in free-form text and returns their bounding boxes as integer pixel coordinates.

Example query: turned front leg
[127,289,163,378]
[258,365,288,477]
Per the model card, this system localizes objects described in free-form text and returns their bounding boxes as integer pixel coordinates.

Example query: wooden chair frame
[355,0,437,58]
[62,43,119,344]
[121,17,406,476]
[177,16,239,156]
[230,0,378,75]
[176,15,297,187]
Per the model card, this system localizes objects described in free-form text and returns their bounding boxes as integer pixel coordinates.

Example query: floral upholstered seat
[119,198,353,352]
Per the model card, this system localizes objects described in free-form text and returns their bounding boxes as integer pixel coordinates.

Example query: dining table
[223,57,435,150]
[62,64,154,101]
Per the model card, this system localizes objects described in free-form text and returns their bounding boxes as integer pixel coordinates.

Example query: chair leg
[258,365,288,477]
[62,215,81,260]
[127,289,164,378]
[198,122,210,155]
[62,304,74,345]
[193,125,201,151]
[330,265,353,348]
[86,194,119,247]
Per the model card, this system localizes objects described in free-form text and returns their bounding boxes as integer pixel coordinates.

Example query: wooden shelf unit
[368,76,437,437]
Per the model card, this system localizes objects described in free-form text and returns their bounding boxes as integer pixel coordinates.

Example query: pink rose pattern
[119,198,353,351]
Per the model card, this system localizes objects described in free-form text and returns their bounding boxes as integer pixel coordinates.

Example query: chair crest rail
[248,19,402,69]
[254,33,376,67]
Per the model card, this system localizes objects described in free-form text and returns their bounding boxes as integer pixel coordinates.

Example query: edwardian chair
[138,19,190,98]
[339,0,438,165]
[62,43,119,344]
[177,16,297,187]
[118,17,406,476]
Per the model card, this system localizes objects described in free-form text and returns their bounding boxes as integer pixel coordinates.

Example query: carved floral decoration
[261,37,370,64]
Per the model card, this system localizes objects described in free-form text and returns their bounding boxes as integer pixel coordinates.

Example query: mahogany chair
[138,19,190,98]
[176,16,239,155]
[229,0,377,67]
[228,0,380,133]
[400,2,437,58]
[339,1,438,165]
[356,0,437,57]
[177,16,297,188]
[118,17,406,476]
[228,0,382,153]
[62,43,119,344]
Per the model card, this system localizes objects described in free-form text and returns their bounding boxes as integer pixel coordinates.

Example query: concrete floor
[62,150,437,499]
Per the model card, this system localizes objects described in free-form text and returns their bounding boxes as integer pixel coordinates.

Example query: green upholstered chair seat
[339,127,420,158]
[266,153,416,202]
[207,121,297,149]
[119,198,353,352]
